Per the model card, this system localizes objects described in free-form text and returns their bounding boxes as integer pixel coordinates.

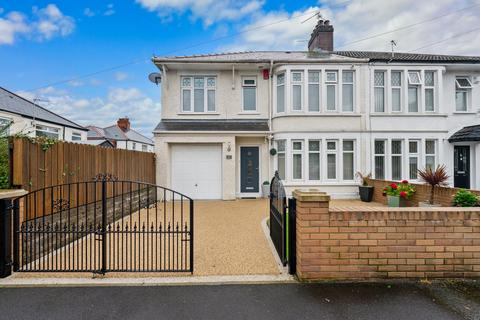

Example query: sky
[0,0,479,136]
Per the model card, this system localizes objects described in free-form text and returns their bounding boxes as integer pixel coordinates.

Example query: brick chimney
[308,19,334,52]
[117,117,131,132]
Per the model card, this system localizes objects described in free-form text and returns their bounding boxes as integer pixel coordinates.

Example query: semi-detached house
[152,19,480,200]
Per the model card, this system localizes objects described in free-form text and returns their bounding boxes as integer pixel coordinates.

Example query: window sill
[177,112,220,115]
[273,113,362,118]
[238,112,261,115]
[452,111,477,115]
[370,113,448,117]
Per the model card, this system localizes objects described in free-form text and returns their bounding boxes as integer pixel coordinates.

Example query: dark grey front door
[240,147,259,193]
[454,145,470,189]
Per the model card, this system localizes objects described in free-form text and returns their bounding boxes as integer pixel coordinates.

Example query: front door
[454,145,470,188]
[240,147,259,193]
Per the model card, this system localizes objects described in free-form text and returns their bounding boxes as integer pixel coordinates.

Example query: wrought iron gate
[269,171,296,274]
[12,175,194,274]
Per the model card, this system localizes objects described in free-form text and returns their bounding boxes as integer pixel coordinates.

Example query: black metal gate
[12,175,194,274]
[269,171,296,274]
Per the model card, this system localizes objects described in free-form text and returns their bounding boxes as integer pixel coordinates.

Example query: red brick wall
[367,179,480,207]
[295,195,480,280]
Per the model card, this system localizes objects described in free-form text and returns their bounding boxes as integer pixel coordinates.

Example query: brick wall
[367,179,480,207]
[294,190,480,280]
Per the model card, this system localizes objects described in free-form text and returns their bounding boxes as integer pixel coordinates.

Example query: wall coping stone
[292,189,330,202]
[0,189,28,199]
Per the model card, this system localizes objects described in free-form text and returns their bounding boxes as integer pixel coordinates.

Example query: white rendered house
[152,20,480,200]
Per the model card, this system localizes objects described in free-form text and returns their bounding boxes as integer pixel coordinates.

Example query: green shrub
[452,189,479,207]
[0,137,9,189]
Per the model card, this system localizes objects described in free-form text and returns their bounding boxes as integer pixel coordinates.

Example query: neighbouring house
[86,118,154,152]
[152,19,480,200]
[0,86,87,141]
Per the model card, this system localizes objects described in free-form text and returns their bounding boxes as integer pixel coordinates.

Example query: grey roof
[0,87,87,130]
[448,125,480,142]
[81,139,115,147]
[153,50,480,64]
[154,119,270,132]
[88,124,153,145]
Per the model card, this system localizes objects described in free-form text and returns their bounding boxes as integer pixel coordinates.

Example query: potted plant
[383,180,415,207]
[262,180,270,198]
[355,172,374,202]
[452,189,480,207]
[417,164,449,207]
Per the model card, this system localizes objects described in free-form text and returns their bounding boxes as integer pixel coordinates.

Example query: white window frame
[308,140,321,181]
[408,140,420,180]
[408,71,422,85]
[391,139,403,180]
[276,73,286,113]
[242,76,257,112]
[455,77,473,89]
[455,76,472,112]
[391,71,403,112]
[307,71,321,112]
[325,71,338,112]
[424,71,436,112]
[291,71,303,111]
[373,71,386,112]
[142,144,148,152]
[276,140,286,180]
[374,140,386,180]
[341,71,355,112]
[425,139,437,170]
[0,117,12,136]
[71,132,82,141]
[326,140,337,180]
[291,140,304,180]
[342,140,355,181]
[35,124,60,139]
[180,76,216,113]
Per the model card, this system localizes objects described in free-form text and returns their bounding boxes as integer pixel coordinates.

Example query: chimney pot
[117,117,131,132]
[308,19,334,52]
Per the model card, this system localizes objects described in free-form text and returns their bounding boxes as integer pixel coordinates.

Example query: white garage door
[171,144,222,199]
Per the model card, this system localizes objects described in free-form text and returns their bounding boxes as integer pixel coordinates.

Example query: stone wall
[294,189,480,280]
[367,179,480,207]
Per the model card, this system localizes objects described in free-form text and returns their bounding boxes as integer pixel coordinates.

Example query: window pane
[456,77,472,88]
[293,141,302,150]
[392,140,402,154]
[292,72,302,82]
[342,71,353,83]
[375,140,385,154]
[327,85,336,110]
[409,141,418,153]
[327,141,336,150]
[207,90,215,111]
[409,157,418,179]
[456,91,467,111]
[327,154,336,179]
[308,84,320,111]
[292,85,302,110]
[277,140,285,152]
[243,87,256,111]
[207,77,215,87]
[408,87,418,112]
[243,79,255,85]
[194,77,204,88]
[309,141,320,151]
[343,152,354,180]
[309,154,320,180]
[182,89,191,111]
[374,72,384,86]
[326,72,336,82]
[391,72,401,86]
[425,88,434,111]
[308,71,319,83]
[293,154,302,179]
[277,85,285,112]
[278,154,285,180]
[426,156,435,170]
[392,156,402,180]
[342,84,353,111]
[194,89,204,112]
[392,88,401,112]
[343,140,354,151]
[182,77,191,87]
[408,72,421,84]
[375,156,385,179]
[426,140,435,154]
[425,71,434,86]
[277,74,285,85]
[374,87,385,112]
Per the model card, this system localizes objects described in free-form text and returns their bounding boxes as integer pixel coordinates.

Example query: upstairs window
[342,71,354,112]
[391,71,402,112]
[308,71,320,112]
[374,71,385,112]
[291,71,303,111]
[276,73,285,113]
[408,72,421,112]
[242,77,257,111]
[181,76,216,112]
[424,71,435,112]
[326,71,338,111]
[455,77,472,111]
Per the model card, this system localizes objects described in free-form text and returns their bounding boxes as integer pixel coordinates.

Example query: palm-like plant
[417,165,450,205]
[355,172,372,186]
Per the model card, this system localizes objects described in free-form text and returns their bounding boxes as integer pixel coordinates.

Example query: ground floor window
[292,140,303,180]
[374,140,386,179]
[408,140,419,180]
[425,140,436,170]
[308,140,320,180]
[342,140,355,180]
[276,140,286,180]
[36,125,60,139]
[72,132,82,141]
[391,140,403,180]
[326,140,337,179]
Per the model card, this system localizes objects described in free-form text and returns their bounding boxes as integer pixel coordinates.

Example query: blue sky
[1,0,479,136]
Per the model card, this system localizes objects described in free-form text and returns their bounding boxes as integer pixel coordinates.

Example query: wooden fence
[11,137,155,191]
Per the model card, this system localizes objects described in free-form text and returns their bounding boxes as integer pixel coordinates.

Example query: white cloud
[104,4,115,16]
[114,72,128,81]
[68,80,84,87]
[0,4,74,45]
[83,8,95,17]
[224,0,480,55]
[136,0,264,26]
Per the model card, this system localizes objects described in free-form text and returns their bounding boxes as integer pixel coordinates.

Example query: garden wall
[294,190,480,280]
[367,179,480,207]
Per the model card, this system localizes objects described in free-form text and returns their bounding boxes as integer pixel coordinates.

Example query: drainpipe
[268,60,274,179]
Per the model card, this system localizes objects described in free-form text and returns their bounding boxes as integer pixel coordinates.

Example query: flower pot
[262,184,270,198]
[358,186,374,202]
[387,195,407,207]
[418,201,441,208]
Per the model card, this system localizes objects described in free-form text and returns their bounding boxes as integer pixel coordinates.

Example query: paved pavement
[0,283,463,320]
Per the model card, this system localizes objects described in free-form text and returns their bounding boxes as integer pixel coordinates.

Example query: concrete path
[0,283,462,320]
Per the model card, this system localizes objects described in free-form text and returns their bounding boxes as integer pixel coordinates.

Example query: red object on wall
[263,69,269,80]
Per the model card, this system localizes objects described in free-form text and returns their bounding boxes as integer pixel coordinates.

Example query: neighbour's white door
[171,144,222,199]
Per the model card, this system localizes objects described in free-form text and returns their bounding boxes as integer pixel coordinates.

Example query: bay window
[374,71,385,112]
[374,140,386,179]
[242,77,256,111]
[276,73,285,113]
[308,71,320,112]
[342,71,354,112]
[326,140,337,179]
[326,71,337,111]
[391,71,402,112]
[425,140,436,170]
[181,76,216,112]
[424,71,435,112]
[391,140,403,180]
[408,140,419,180]
[342,140,354,180]
[291,71,303,111]
[277,140,286,180]
[292,140,303,180]
[308,140,321,180]
[455,77,472,111]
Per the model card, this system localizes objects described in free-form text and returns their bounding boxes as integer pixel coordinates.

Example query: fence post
[101,179,107,274]
[189,199,194,274]
[287,197,296,275]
